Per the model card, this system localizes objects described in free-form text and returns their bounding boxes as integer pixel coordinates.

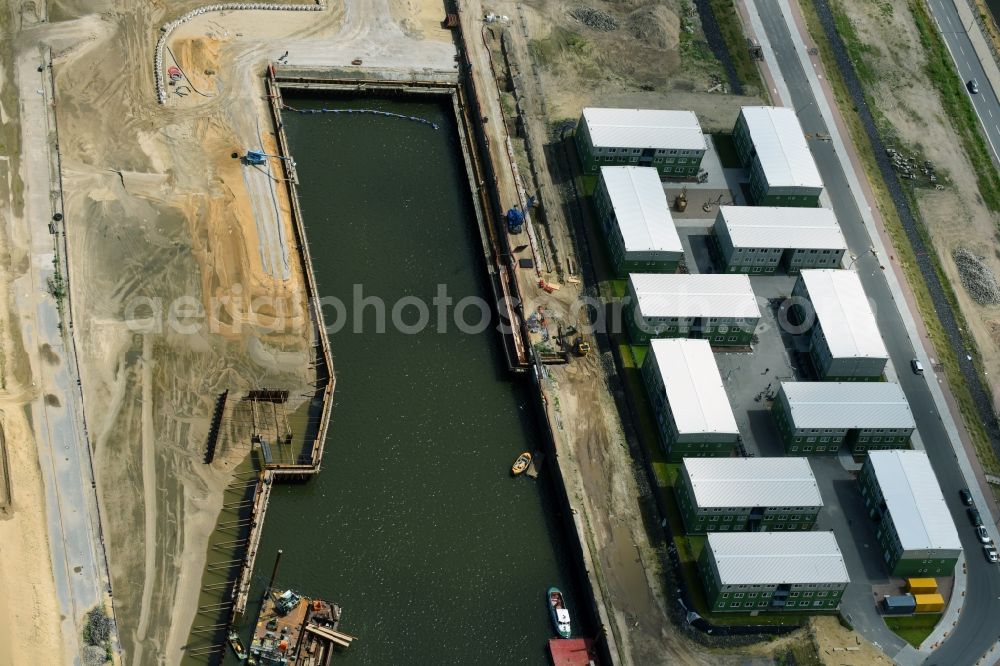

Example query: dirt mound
[169,36,222,95]
[626,5,679,50]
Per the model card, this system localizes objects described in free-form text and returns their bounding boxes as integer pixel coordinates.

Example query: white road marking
[989,108,994,118]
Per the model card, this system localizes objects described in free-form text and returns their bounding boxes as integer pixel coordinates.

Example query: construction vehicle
[507,207,525,234]
[506,195,537,234]
[556,326,591,358]
[243,150,292,166]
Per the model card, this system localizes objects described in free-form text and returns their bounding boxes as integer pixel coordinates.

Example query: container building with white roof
[794,269,889,380]
[594,166,682,275]
[732,107,824,207]
[713,206,846,274]
[626,273,761,345]
[859,450,961,576]
[575,107,708,178]
[773,381,915,455]
[697,532,850,613]
[640,339,740,461]
[675,457,823,533]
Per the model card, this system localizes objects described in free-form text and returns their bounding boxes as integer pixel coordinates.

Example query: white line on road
[990,107,994,118]
[933,12,1000,162]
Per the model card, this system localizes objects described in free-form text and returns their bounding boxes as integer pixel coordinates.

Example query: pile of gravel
[954,248,1000,305]
[570,7,618,31]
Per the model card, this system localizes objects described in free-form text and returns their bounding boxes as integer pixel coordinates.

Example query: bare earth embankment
[829,0,1000,421]
[39,0,462,662]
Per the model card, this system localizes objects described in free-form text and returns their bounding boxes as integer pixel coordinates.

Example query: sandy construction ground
[513,0,748,121]
[2,0,838,663]
[830,0,1000,418]
[0,409,65,666]
[0,0,458,664]
[0,9,67,663]
[810,616,890,664]
[0,343,65,665]
[459,0,815,663]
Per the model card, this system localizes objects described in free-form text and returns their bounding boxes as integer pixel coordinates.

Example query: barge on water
[243,588,356,665]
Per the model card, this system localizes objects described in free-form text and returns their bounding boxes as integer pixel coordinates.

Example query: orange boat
[511,452,532,476]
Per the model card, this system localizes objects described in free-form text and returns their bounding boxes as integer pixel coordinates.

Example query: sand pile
[626,5,680,50]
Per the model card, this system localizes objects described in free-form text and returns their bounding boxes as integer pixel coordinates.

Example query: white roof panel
[630,273,761,319]
[779,382,915,430]
[600,167,682,254]
[683,457,822,508]
[740,107,823,189]
[868,450,962,552]
[717,206,846,250]
[583,107,707,151]
[800,269,888,360]
[708,532,850,586]
[649,339,739,436]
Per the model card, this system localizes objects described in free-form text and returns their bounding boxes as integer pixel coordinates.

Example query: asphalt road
[755,2,1000,664]
[927,0,1000,163]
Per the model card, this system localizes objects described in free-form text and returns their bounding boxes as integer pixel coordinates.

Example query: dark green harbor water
[234,94,589,664]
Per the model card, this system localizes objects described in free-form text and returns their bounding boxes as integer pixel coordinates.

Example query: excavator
[557,325,591,358]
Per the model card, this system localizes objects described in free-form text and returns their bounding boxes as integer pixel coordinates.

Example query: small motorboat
[511,452,532,476]
[228,630,249,662]
[548,586,571,639]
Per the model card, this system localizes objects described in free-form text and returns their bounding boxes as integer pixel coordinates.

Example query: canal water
[231,94,589,664]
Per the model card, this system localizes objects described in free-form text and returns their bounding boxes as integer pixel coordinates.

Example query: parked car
[985,544,998,563]
[960,488,974,506]
[968,79,980,94]
[911,359,924,375]
[969,507,983,526]
[976,525,991,543]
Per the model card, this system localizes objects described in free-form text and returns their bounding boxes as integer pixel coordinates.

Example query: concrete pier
[264,66,335,475]
[231,470,273,621]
